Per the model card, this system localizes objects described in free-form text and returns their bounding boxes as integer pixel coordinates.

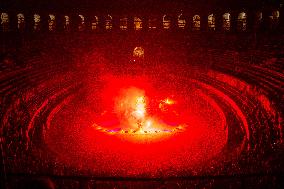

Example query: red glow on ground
[44,73,228,176]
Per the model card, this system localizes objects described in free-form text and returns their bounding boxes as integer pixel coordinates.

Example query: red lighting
[92,80,186,139]
[44,72,228,176]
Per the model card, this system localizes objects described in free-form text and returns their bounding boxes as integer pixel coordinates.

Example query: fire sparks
[132,96,146,121]
[159,97,176,112]
[93,87,185,136]
[164,98,175,105]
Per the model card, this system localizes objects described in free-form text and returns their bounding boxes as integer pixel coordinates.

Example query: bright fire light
[164,98,175,105]
[133,96,146,120]
[93,87,186,136]
[159,97,176,112]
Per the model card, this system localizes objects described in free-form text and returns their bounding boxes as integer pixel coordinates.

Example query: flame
[159,97,175,112]
[132,96,146,120]
[95,87,185,136]
[163,98,175,105]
